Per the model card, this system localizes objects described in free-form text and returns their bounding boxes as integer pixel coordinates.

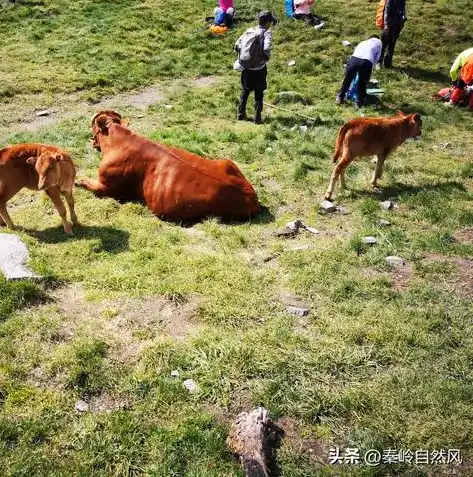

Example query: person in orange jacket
[449,49,473,110]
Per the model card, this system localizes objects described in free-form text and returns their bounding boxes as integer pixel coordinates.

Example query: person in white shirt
[336,35,382,108]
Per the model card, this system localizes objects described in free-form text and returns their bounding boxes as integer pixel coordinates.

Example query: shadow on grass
[358,180,467,200]
[266,420,285,477]
[0,278,53,322]
[268,114,344,129]
[180,205,275,227]
[22,225,130,253]
[393,66,450,84]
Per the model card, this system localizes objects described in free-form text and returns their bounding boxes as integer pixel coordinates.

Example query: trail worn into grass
[0,75,220,136]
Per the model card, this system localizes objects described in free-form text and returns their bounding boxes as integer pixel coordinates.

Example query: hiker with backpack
[234,11,278,124]
[376,0,407,68]
[336,35,382,108]
[293,0,324,27]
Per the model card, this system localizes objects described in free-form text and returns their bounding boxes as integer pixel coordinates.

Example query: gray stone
[183,379,198,394]
[361,236,377,245]
[302,225,320,235]
[287,306,310,317]
[75,400,89,412]
[288,244,314,252]
[380,200,398,210]
[320,200,336,213]
[376,219,392,227]
[336,205,350,215]
[35,110,50,117]
[386,256,405,267]
[285,220,303,232]
[0,234,42,281]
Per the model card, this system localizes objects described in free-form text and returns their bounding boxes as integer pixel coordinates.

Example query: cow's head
[26,151,65,190]
[91,110,125,150]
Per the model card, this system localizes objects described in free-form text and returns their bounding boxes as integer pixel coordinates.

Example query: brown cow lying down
[0,144,78,234]
[325,111,422,200]
[77,110,261,221]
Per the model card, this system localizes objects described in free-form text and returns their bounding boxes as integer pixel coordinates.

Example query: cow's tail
[333,124,349,163]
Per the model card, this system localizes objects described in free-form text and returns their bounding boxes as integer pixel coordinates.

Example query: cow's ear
[96,115,109,134]
[412,113,421,122]
[395,110,405,117]
[26,156,37,165]
[54,154,64,162]
[121,118,130,127]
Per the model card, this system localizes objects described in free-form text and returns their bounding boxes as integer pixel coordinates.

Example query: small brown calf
[325,112,422,200]
[0,144,78,234]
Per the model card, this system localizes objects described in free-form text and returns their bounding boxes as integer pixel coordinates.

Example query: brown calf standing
[325,112,422,200]
[0,144,78,234]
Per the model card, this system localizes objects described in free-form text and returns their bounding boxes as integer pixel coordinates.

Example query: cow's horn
[91,112,102,126]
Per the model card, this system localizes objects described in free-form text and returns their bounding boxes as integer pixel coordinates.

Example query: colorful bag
[376,0,386,29]
[433,87,452,102]
[209,24,229,35]
[346,73,359,102]
[285,0,295,17]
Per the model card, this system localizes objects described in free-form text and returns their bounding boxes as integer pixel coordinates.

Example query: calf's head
[397,111,422,139]
[91,110,125,151]
[27,151,65,190]
[408,113,422,139]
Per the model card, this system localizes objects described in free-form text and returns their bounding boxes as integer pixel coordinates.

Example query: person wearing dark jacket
[380,0,407,68]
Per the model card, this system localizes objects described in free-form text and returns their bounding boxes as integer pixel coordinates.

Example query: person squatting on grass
[336,35,382,108]
[214,0,235,27]
[449,47,473,110]
[379,0,407,68]
[293,0,323,27]
[234,11,278,124]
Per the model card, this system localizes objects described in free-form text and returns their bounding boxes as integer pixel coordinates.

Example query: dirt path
[0,76,220,138]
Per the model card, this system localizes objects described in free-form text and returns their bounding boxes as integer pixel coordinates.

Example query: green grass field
[1,0,473,475]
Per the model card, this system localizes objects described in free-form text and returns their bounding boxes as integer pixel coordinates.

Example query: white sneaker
[314,22,325,30]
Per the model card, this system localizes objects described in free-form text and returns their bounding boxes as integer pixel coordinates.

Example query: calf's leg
[63,190,78,225]
[339,168,347,189]
[371,154,387,188]
[325,153,351,200]
[45,188,72,234]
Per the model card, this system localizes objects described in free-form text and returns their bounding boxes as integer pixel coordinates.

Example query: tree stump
[227,407,283,477]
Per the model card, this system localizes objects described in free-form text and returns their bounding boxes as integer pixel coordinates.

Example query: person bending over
[337,35,382,108]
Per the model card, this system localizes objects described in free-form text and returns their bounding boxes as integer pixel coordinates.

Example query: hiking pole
[263,102,318,122]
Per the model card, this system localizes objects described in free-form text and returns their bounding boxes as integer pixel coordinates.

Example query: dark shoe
[237,114,249,121]
[354,101,362,109]
[254,117,264,125]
